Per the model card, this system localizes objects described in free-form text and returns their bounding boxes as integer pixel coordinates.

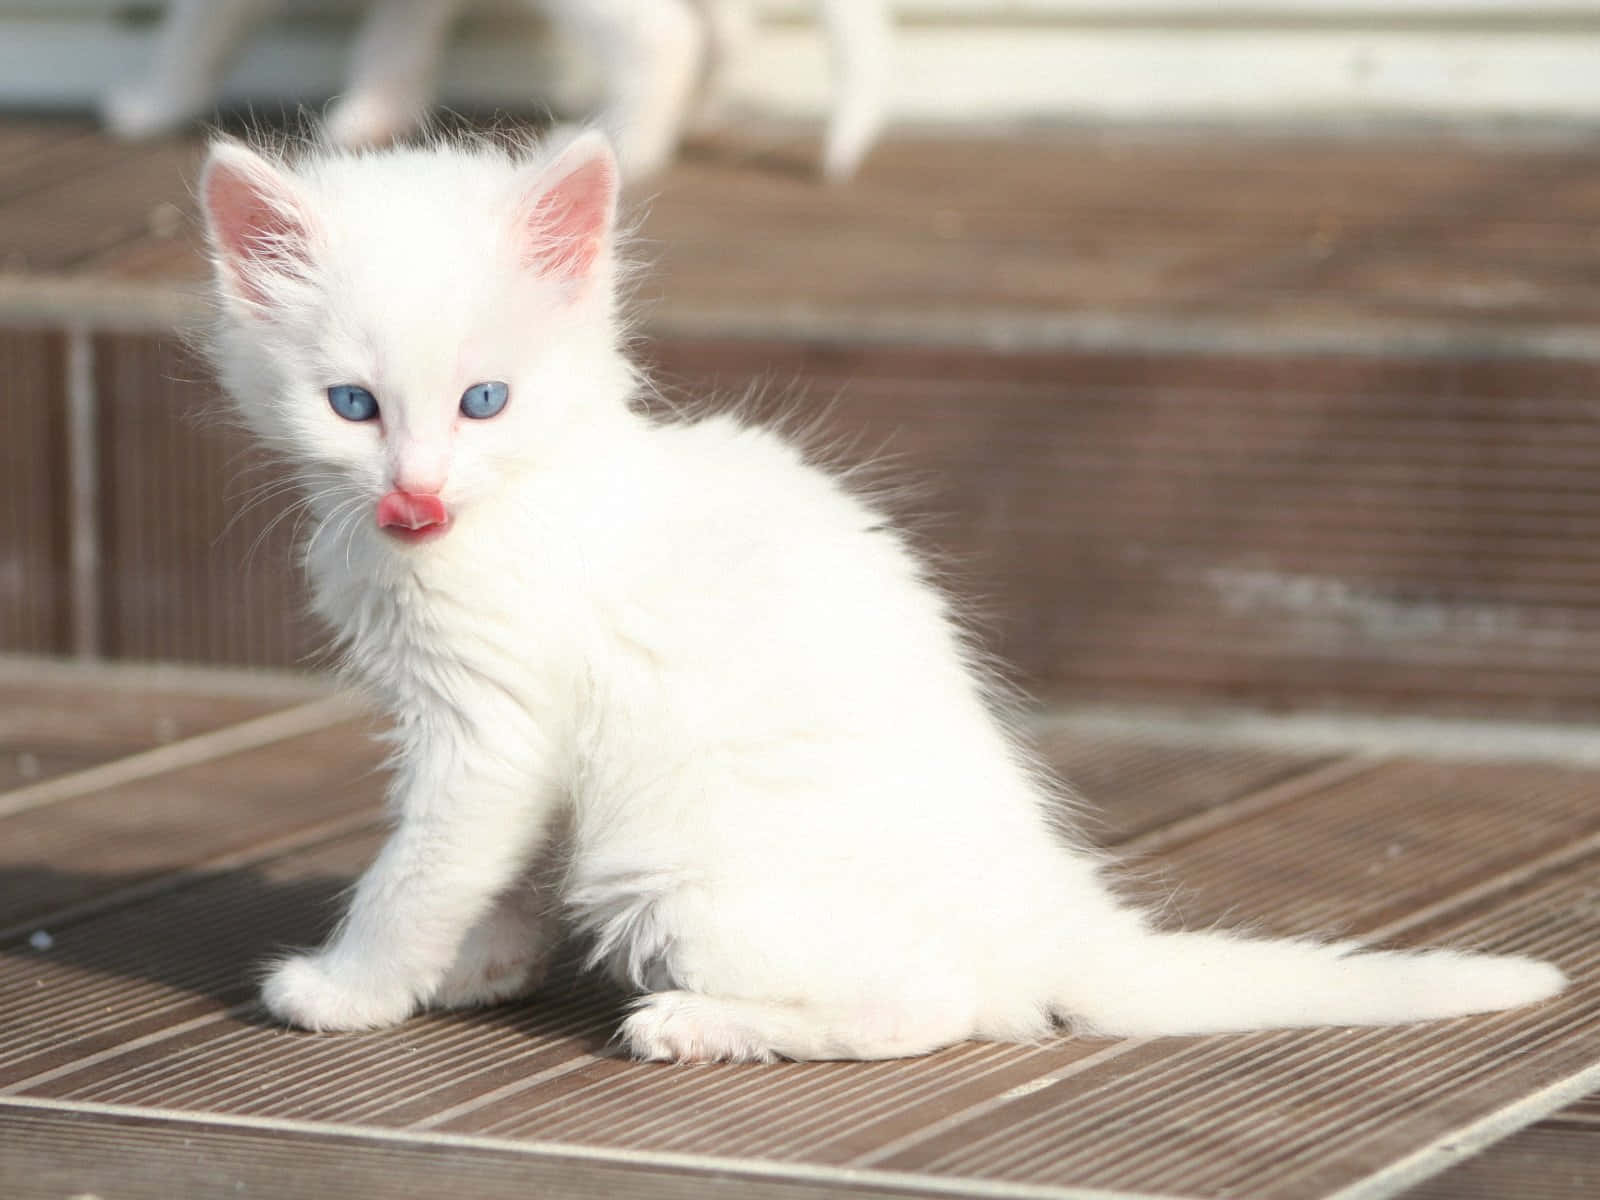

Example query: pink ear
[518,132,619,284]
[200,142,314,308]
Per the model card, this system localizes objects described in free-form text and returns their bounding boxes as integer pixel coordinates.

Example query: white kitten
[198,132,1565,1062]
[105,0,888,180]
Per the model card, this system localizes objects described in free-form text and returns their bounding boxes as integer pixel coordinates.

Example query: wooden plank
[0,123,1596,340]
[0,1098,951,1200]
[1038,729,1337,844]
[0,330,67,655]
[0,713,383,932]
[0,118,135,206]
[0,657,330,789]
[0,677,302,758]
[1401,1123,1600,1200]
[0,831,379,1088]
[94,333,323,667]
[0,134,201,272]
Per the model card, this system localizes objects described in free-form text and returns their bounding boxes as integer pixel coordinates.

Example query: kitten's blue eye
[327,385,379,422]
[460,380,509,420]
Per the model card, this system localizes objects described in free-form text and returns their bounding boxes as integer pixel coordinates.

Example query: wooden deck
[2,114,1600,1195]
[0,656,1595,1199]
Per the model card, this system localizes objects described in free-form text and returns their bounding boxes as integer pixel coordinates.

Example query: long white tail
[1061,929,1566,1038]
[816,0,891,179]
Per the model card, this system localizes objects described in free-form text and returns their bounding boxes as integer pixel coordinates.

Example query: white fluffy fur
[200,132,1566,1062]
[105,0,888,180]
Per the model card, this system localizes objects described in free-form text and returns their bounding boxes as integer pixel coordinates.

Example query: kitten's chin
[381,521,452,547]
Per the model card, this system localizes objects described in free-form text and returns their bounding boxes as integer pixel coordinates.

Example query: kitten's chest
[321,542,593,722]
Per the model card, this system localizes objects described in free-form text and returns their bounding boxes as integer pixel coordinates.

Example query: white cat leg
[325,0,466,150]
[262,738,560,1032]
[103,0,279,139]
[432,873,560,1010]
[683,0,755,133]
[541,0,705,180]
[816,0,890,179]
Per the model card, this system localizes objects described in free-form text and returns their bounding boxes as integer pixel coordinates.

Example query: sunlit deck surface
[0,657,1594,1199]
[1,115,1600,1197]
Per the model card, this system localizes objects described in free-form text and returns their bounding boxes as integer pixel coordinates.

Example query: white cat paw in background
[324,91,428,154]
[100,82,210,141]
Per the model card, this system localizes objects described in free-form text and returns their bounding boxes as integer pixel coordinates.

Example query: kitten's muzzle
[377,490,450,543]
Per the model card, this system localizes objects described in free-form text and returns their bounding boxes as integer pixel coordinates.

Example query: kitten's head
[199,130,632,547]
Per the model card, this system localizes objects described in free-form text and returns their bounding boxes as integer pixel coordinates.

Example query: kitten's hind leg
[432,877,559,1010]
[620,988,976,1063]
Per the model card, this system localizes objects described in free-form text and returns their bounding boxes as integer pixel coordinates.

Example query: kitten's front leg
[262,738,558,1032]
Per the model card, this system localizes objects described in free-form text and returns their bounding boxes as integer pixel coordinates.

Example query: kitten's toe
[260,953,416,1032]
[620,991,778,1063]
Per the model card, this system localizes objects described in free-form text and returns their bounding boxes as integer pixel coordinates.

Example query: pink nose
[376,490,448,531]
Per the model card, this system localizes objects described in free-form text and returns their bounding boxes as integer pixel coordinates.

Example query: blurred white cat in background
[104,0,889,180]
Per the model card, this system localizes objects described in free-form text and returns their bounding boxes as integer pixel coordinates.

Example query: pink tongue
[376,490,448,531]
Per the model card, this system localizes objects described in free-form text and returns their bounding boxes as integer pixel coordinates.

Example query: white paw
[619,991,775,1063]
[610,128,679,184]
[100,86,202,140]
[260,953,417,1032]
[324,93,421,151]
[822,108,883,181]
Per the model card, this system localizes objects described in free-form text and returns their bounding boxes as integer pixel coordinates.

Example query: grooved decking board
[1402,1124,1600,1200]
[0,330,67,657]
[94,334,324,667]
[867,858,1600,1198]
[3,733,1594,1199]
[1136,757,1600,934]
[0,1102,942,1200]
[1038,728,1336,844]
[0,831,379,1088]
